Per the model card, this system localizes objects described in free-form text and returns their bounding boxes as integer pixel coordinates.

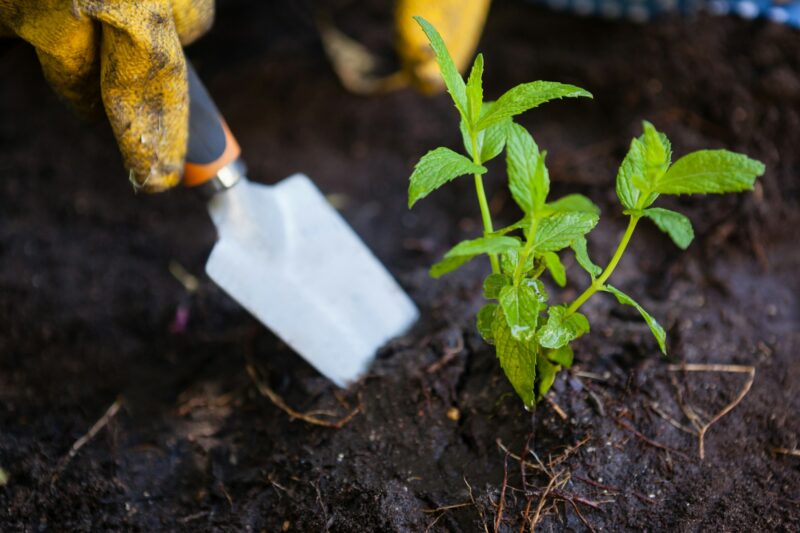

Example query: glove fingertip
[129,168,182,194]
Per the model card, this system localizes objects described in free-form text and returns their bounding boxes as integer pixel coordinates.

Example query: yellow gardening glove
[395,0,491,94]
[0,0,214,193]
[318,0,490,95]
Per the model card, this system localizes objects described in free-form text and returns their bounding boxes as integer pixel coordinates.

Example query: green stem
[566,214,641,315]
[471,132,499,273]
[513,216,538,285]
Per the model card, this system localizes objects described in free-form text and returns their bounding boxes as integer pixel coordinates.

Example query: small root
[496,435,590,476]
[423,502,473,513]
[529,470,567,531]
[246,365,361,429]
[565,495,598,533]
[426,334,465,374]
[633,492,657,505]
[465,476,491,533]
[575,476,656,506]
[614,417,687,459]
[313,477,331,532]
[423,502,473,533]
[573,475,621,494]
[423,511,446,533]
[178,511,210,524]
[548,435,591,470]
[494,452,510,532]
[496,439,547,473]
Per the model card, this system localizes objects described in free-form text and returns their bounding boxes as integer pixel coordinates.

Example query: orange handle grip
[183,61,242,187]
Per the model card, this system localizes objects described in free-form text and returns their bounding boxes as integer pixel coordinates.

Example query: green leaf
[536,305,590,349]
[475,81,592,131]
[459,103,509,164]
[477,303,498,342]
[652,149,765,195]
[536,353,559,399]
[429,255,472,278]
[408,147,486,208]
[631,121,672,193]
[499,248,534,277]
[493,311,537,408]
[615,123,670,210]
[547,194,600,215]
[570,236,602,278]
[479,121,509,163]
[430,235,521,278]
[534,212,599,252]
[616,138,645,210]
[542,251,566,287]
[506,123,549,215]
[483,273,510,299]
[603,285,666,354]
[413,17,468,121]
[646,121,672,162]
[492,217,528,237]
[642,208,694,249]
[466,53,484,125]
[498,278,546,341]
[547,345,574,368]
[443,235,521,257]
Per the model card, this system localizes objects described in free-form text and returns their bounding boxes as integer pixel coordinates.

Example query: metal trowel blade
[205,173,419,386]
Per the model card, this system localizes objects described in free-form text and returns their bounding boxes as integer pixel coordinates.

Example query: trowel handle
[183,61,242,188]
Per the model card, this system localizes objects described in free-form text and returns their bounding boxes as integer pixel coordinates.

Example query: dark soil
[2,1,799,531]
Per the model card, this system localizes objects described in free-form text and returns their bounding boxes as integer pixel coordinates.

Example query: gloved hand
[0,0,214,193]
[318,0,490,96]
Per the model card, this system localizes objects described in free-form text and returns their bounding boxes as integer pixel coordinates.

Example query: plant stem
[566,214,641,315]
[513,216,539,285]
[471,132,500,273]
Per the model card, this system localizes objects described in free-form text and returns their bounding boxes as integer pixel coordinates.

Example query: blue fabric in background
[532,0,800,27]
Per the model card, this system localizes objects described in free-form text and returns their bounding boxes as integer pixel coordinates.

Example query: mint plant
[407,17,765,409]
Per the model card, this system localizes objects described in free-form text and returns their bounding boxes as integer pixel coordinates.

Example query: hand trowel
[182,63,418,387]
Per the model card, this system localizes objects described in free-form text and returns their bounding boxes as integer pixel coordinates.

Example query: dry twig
[544,394,568,420]
[773,448,800,457]
[52,396,123,484]
[246,364,361,428]
[668,364,756,459]
[647,401,698,436]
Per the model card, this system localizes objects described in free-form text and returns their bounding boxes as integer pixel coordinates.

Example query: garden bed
[1,1,799,530]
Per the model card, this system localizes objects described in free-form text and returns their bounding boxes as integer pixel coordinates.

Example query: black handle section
[186,61,228,166]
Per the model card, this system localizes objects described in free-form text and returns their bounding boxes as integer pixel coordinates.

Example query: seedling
[407,18,765,409]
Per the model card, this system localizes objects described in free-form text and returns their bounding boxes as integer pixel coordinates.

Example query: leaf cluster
[406,18,765,409]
